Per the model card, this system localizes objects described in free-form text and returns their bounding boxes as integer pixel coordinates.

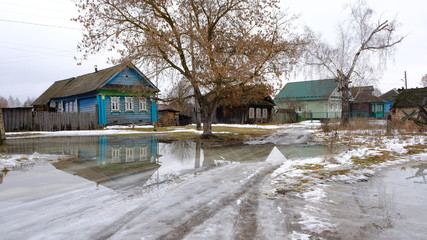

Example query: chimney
[94,65,98,73]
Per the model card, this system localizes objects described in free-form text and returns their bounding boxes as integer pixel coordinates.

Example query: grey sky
[0,0,425,102]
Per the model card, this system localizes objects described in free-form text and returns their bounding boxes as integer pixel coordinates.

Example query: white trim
[111,97,120,112]
[125,97,134,112]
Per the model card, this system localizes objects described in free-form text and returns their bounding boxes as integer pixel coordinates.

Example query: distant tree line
[0,96,36,108]
[421,74,427,87]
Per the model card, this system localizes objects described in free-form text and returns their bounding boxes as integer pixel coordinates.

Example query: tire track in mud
[232,184,260,240]
[157,165,275,240]
[93,163,279,240]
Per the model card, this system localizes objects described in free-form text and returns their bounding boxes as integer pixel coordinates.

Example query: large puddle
[0,135,327,194]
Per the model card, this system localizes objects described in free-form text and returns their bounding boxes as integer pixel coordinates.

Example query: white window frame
[125,148,134,162]
[111,97,120,112]
[75,100,78,112]
[139,98,147,111]
[140,147,148,161]
[58,101,63,112]
[249,108,255,119]
[111,148,120,163]
[262,108,268,119]
[375,104,383,112]
[125,97,134,112]
[256,108,261,119]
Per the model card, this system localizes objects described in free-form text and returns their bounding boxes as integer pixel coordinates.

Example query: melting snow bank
[0,153,63,171]
[269,130,427,239]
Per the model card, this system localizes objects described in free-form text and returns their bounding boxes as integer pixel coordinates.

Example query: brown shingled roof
[350,86,385,103]
[380,89,399,102]
[391,88,427,108]
[33,63,140,106]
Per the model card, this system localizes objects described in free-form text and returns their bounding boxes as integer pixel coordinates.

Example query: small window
[125,97,134,112]
[256,108,261,118]
[249,108,254,119]
[139,98,147,111]
[57,101,63,112]
[111,97,120,112]
[125,148,134,162]
[111,148,120,163]
[262,109,268,119]
[74,100,78,112]
[375,104,383,112]
[140,147,148,161]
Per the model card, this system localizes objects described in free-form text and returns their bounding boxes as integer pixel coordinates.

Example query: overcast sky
[0,0,425,102]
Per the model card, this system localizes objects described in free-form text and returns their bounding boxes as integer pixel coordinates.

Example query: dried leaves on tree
[74,0,306,136]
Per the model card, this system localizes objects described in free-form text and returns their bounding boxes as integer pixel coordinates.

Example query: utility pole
[402,71,408,89]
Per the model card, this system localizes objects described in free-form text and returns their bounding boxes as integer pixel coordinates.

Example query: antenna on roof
[94,65,98,73]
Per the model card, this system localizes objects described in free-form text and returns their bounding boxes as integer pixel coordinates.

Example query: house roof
[380,89,399,102]
[391,87,427,108]
[351,86,374,94]
[350,86,385,103]
[33,63,157,106]
[274,79,338,102]
[158,105,180,112]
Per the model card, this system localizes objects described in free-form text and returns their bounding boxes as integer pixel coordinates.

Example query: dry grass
[404,144,427,155]
[351,151,396,166]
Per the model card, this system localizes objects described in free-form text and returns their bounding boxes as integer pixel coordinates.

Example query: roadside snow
[210,120,321,130]
[0,153,61,170]
[270,129,427,238]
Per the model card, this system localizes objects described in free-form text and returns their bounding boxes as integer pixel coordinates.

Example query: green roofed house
[274,79,342,119]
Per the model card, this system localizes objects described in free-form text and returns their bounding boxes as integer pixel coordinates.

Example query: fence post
[0,109,6,144]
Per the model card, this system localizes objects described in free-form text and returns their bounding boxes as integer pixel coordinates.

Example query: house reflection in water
[53,135,160,191]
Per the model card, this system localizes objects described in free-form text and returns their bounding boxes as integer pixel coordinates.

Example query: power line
[0,1,76,14]
[0,45,74,57]
[0,40,76,53]
[0,19,81,30]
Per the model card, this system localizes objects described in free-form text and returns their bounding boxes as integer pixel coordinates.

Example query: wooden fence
[2,108,99,132]
[272,109,297,123]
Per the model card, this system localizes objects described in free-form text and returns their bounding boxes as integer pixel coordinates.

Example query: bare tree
[165,78,193,114]
[421,74,427,87]
[23,97,36,107]
[0,96,7,108]
[304,0,404,125]
[7,96,22,108]
[74,0,306,137]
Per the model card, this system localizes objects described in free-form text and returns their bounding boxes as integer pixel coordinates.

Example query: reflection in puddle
[404,163,427,184]
[1,136,278,191]
[1,135,330,192]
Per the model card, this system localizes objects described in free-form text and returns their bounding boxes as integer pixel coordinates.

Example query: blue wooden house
[380,89,399,116]
[33,63,159,125]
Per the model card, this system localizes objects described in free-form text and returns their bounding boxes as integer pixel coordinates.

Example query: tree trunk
[339,75,351,126]
[0,109,5,144]
[341,96,350,126]
[202,111,214,138]
[200,104,217,138]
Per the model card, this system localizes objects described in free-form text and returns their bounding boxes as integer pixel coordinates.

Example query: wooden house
[33,63,159,126]
[380,89,399,116]
[350,86,386,118]
[390,87,427,129]
[214,85,276,124]
[274,79,341,119]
